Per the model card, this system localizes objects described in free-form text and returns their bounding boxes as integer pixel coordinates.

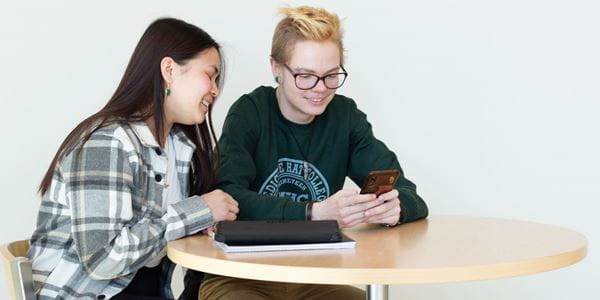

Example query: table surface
[167,215,587,285]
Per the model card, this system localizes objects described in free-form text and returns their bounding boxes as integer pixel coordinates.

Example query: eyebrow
[292,66,341,74]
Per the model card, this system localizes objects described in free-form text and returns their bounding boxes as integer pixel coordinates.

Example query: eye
[297,74,315,80]
[205,65,220,79]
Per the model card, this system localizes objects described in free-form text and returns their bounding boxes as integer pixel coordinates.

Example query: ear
[269,56,282,79]
[160,57,176,84]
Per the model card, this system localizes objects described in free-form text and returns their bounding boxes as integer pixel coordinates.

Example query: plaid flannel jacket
[28,121,214,299]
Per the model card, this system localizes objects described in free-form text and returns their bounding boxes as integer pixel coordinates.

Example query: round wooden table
[167,215,587,300]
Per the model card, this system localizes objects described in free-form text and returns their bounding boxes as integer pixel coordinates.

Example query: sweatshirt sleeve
[346,101,428,224]
[217,97,307,221]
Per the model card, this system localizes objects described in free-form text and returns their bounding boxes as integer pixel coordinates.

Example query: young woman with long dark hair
[28,18,238,300]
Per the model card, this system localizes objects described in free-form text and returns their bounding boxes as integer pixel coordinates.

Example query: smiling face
[272,40,343,124]
[164,47,221,126]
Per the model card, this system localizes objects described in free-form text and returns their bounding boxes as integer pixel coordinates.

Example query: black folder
[213,220,343,246]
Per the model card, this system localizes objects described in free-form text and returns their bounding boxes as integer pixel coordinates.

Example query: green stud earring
[165,88,171,97]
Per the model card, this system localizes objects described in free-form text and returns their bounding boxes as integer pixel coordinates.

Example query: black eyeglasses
[282,64,348,90]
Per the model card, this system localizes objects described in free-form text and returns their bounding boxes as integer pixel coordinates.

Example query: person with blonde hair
[183,5,428,300]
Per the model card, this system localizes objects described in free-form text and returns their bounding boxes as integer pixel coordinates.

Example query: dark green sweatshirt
[188,86,430,289]
[217,86,428,223]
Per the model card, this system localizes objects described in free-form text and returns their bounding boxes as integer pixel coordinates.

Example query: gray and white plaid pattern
[28,121,214,299]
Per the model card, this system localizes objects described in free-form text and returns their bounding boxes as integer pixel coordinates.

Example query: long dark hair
[39,18,224,196]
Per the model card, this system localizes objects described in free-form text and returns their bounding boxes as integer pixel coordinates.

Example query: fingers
[349,193,378,205]
[204,224,216,237]
[334,192,378,211]
[201,224,217,237]
[201,190,239,222]
[226,196,239,206]
[218,201,238,221]
[339,197,382,216]
[336,194,385,227]
[224,212,237,221]
[365,198,401,225]
[377,189,399,201]
[224,193,239,215]
[362,190,400,224]
[334,189,359,197]
[227,202,240,214]
[364,198,399,217]
[323,190,384,227]
[314,189,365,221]
[338,210,369,228]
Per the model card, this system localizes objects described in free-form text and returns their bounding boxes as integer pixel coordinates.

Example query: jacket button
[96,295,106,300]
[155,148,162,155]
[155,174,163,182]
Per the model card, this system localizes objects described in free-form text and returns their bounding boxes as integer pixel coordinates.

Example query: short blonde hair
[271,6,344,65]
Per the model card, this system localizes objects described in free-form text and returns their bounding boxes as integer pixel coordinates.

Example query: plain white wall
[1,0,598,299]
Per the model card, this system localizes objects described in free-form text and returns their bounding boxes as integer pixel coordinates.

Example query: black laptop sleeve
[213,220,342,245]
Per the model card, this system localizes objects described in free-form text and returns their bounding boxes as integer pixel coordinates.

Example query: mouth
[305,97,325,104]
[201,99,211,109]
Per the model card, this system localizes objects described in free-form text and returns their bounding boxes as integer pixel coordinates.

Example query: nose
[210,84,219,98]
[312,78,328,92]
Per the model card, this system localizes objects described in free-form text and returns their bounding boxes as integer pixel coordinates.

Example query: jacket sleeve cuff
[163,195,214,241]
[397,188,428,224]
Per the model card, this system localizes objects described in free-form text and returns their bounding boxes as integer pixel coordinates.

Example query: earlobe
[270,57,282,84]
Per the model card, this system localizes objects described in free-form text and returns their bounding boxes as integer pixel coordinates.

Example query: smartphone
[360,169,400,196]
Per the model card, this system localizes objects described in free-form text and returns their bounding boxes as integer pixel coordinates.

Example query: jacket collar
[129,121,196,151]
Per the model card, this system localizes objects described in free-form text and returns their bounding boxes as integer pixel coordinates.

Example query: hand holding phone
[360,169,400,196]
